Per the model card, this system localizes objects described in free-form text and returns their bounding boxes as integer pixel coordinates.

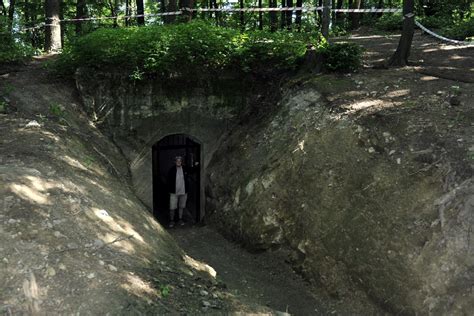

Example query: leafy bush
[441,18,474,41]
[55,21,317,78]
[321,42,364,72]
[418,15,451,29]
[0,17,35,64]
[375,14,403,32]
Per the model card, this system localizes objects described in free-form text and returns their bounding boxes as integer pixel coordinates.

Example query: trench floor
[170,225,334,315]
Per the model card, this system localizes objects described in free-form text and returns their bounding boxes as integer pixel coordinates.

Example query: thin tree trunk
[202,0,208,19]
[258,0,262,30]
[179,0,195,21]
[45,0,61,52]
[295,0,302,31]
[239,0,244,30]
[322,0,330,39]
[388,0,414,67]
[106,0,118,27]
[335,0,343,20]
[347,0,352,27]
[317,0,322,20]
[75,0,86,34]
[280,0,285,29]
[167,0,178,23]
[351,0,361,29]
[376,0,383,18]
[286,0,293,30]
[136,0,144,25]
[7,0,15,31]
[125,0,130,26]
[269,0,277,32]
[59,0,64,46]
[331,0,336,24]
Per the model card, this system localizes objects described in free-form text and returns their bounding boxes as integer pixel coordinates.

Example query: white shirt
[175,167,185,195]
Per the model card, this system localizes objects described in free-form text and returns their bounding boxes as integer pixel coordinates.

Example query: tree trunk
[388,0,414,67]
[239,0,244,30]
[258,0,262,30]
[295,0,302,31]
[335,0,343,18]
[269,0,277,32]
[351,0,361,29]
[59,0,64,46]
[331,0,336,24]
[75,0,86,34]
[322,0,330,39]
[136,0,144,25]
[377,0,383,17]
[24,0,30,27]
[317,0,322,20]
[125,0,130,26]
[280,0,285,29]
[166,0,178,23]
[45,0,61,52]
[179,0,195,21]
[286,0,293,30]
[7,0,15,31]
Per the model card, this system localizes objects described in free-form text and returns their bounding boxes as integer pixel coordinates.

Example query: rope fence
[16,7,473,47]
[20,7,402,31]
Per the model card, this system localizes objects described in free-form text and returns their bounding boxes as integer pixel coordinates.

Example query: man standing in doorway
[167,156,188,228]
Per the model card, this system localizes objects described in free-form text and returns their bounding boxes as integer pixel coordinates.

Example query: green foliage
[441,18,474,41]
[321,42,364,72]
[54,21,318,78]
[418,15,451,29]
[0,99,7,113]
[83,155,95,167]
[0,17,35,64]
[374,14,403,32]
[49,103,65,117]
[330,22,350,37]
[160,285,170,298]
[1,82,15,95]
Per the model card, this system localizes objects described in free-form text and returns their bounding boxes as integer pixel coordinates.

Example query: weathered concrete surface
[75,70,255,213]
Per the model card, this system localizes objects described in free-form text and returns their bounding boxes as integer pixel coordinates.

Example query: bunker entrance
[152,134,201,226]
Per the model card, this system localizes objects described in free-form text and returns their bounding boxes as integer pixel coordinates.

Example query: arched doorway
[152,134,201,225]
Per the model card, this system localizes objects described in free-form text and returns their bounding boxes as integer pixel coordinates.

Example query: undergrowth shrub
[441,18,474,41]
[54,21,319,78]
[374,14,403,31]
[418,15,451,29]
[321,42,363,72]
[0,17,35,64]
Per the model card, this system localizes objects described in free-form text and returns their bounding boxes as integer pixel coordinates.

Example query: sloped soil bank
[206,59,474,314]
[0,61,276,315]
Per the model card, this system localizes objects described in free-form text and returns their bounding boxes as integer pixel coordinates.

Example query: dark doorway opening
[152,134,201,225]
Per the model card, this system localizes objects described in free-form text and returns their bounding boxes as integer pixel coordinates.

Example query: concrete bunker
[152,134,202,225]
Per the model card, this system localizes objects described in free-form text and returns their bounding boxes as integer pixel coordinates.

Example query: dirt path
[170,226,334,315]
[336,29,474,83]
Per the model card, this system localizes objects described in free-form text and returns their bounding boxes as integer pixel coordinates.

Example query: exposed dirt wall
[206,73,474,314]
[0,63,270,314]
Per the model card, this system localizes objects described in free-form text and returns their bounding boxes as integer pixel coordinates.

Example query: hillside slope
[207,44,474,314]
[0,60,272,315]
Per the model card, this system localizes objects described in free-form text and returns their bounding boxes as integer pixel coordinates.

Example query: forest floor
[1,29,473,315]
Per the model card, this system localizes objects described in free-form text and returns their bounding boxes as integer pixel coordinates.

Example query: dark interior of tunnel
[152,134,201,225]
